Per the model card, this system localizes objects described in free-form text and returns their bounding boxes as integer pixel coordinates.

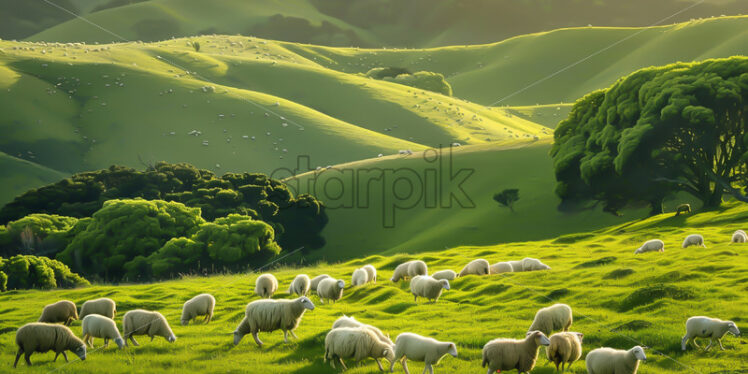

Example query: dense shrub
[0,255,89,291]
[0,214,79,257]
[366,67,453,96]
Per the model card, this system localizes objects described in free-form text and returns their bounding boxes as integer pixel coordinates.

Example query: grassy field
[1,201,746,373]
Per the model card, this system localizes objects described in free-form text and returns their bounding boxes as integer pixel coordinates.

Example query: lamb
[38,300,78,326]
[410,275,450,303]
[681,316,740,351]
[317,278,346,303]
[521,257,551,271]
[681,234,706,248]
[363,264,378,283]
[233,296,315,347]
[310,274,331,291]
[585,346,646,374]
[181,293,215,326]
[489,262,513,274]
[458,259,490,276]
[507,260,525,272]
[324,326,395,371]
[352,268,369,286]
[122,309,176,346]
[431,270,458,280]
[675,203,691,216]
[255,273,278,299]
[14,323,86,367]
[332,315,394,346]
[633,239,664,254]
[79,298,116,319]
[390,332,457,374]
[546,332,583,371]
[390,260,428,281]
[288,274,311,296]
[81,314,125,349]
[528,303,573,336]
[481,331,550,374]
[730,230,747,243]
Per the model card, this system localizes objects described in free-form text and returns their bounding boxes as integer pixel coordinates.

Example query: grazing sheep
[317,278,346,304]
[730,230,747,243]
[288,274,311,296]
[14,323,86,367]
[675,203,691,216]
[363,264,378,283]
[490,262,513,274]
[634,239,664,254]
[79,298,116,319]
[585,346,646,374]
[352,268,369,286]
[310,274,331,291]
[529,304,573,336]
[681,234,706,248]
[431,270,458,280]
[38,300,78,326]
[332,315,394,346]
[390,260,428,282]
[81,314,125,349]
[234,297,315,347]
[122,309,176,346]
[390,332,457,374]
[255,273,278,299]
[546,332,583,371]
[458,259,490,276]
[681,316,740,351]
[410,275,450,303]
[521,257,551,271]
[507,260,525,272]
[482,331,550,374]
[324,327,395,371]
[181,293,215,326]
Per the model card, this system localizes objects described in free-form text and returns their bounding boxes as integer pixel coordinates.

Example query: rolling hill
[0,201,745,373]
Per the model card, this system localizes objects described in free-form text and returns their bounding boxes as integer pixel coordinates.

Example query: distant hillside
[5,0,747,47]
[0,152,68,207]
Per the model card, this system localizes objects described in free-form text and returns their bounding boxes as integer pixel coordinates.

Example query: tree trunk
[648,197,664,216]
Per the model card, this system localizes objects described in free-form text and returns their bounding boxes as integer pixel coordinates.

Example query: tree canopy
[0,214,79,257]
[365,67,453,96]
[0,254,89,291]
[551,57,747,215]
[493,189,520,212]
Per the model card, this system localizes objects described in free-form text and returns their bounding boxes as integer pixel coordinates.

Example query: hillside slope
[0,202,745,373]
[0,152,68,206]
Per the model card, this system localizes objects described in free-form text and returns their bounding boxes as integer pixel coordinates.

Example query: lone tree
[192,41,200,52]
[493,189,520,212]
[551,57,747,216]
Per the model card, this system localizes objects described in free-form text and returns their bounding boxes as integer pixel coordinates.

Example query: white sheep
[363,264,378,283]
[528,303,573,336]
[79,298,116,319]
[482,331,550,374]
[324,326,395,371]
[332,315,394,346]
[634,239,664,254]
[521,257,551,271]
[489,262,513,274]
[681,234,706,248]
[122,309,176,346]
[546,331,583,371]
[81,314,125,349]
[410,275,450,303]
[458,259,490,276]
[181,293,215,325]
[233,296,315,347]
[310,274,331,291]
[255,273,278,298]
[317,278,346,303]
[431,270,458,280]
[730,230,747,243]
[14,323,86,367]
[681,316,740,351]
[288,274,311,296]
[391,260,428,282]
[585,346,646,374]
[390,332,457,374]
[38,300,78,326]
[352,268,369,286]
[507,260,525,272]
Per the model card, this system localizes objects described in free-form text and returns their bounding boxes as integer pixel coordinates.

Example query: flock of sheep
[11,232,744,373]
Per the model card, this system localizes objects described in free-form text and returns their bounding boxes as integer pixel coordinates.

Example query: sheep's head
[233,330,244,346]
[181,318,189,326]
[382,347,395,363]
[336,280,345,289]
[114,337,125,350]
[727,321,740,336]
[631,346,646,361]
[441,279,450,290]
[573,332,584,343]
[74,344,86,361]
[167,334,177,343]
[299,297,315,310]
[526,331,550,346]
[447,342,458,357]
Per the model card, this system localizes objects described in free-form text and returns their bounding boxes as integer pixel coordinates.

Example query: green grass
[0,152,68,207]
[1,202,746,373]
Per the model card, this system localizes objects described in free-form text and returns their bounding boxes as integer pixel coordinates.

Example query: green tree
[551,57,747,215]
[0,255,88,290]
[192,41,200,52]
[1,214,79,257]
[493,189,520,212]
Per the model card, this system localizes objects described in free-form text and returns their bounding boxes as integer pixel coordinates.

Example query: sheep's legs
[705,338,714,351]
[422,363,433,374]
[24,352,32,366]
[104,338,109,348]
[338,358,348,370]
[252,332,263,347]
[717,338,725,350]
[290,330,299,339]
[54,351,68,362]
[486,368,493,374]
[554,362,560,371]
[204,314,212,324]
[13,349,22,368]
[681,335,690,351]
[401,359,411,374]
[375,358,384,371]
